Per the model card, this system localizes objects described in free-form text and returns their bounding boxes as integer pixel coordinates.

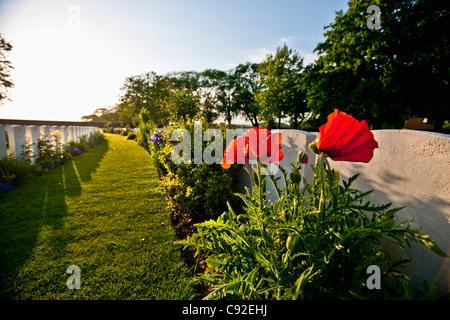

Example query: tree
[0,34,14,105]
[198,69,226,124]
[118,72,170,125]
[81,106,125,122]
[215,71,236,126]
[304,0,391,128]
[381,0,450,131]
[305,0,450,130]
[164,85,200,124]
[232,62,261,127]
[169,70,201,91]
[199,69,239,125]
[255,44,307,129]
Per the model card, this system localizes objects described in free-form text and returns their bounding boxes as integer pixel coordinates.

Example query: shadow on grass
[0,139,109,298]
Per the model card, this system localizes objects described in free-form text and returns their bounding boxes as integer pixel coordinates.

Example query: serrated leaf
[418,235,448,257]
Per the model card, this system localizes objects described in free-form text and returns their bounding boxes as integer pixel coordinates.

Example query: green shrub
[0,156,40,188]
[68,136,89,152]
[137,121,155,150]
[106,122,114,133]
[151,143,171,177]
[127,132,137,140]
[88,131,104,147]
[34,135,73,170]
[154,121,240,222]
[35,151,72,170]
[67,132,103,156]
[160,162,239,220]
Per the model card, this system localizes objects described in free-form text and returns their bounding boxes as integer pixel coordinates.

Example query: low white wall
[0,125,7,158]
[238,129,449,292]
[335,130,450,293]
[0,124,99,162]
[265,130,317,199]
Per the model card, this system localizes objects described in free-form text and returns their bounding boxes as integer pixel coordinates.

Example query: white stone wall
[335,130,450,293]
[265,129,318,199]
[0,125,7,158]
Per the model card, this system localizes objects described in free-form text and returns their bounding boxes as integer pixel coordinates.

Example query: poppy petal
[315,110,378,163]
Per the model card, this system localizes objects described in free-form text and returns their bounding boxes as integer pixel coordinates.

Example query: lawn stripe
[0,134,194,299]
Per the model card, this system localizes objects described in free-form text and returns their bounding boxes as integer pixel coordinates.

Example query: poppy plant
[314,109,379,163]
[221,128,284,169]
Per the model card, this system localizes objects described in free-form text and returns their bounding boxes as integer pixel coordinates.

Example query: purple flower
[149,131,166,148]
[0,181,14,193]
[66,146,84,156]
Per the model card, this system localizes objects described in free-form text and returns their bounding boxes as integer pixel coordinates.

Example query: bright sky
[0,0,348,121]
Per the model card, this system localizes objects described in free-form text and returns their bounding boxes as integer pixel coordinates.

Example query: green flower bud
[286,233,301,253]
[297,151,309,165]
[289,170,301,183]
[308,141,321,155]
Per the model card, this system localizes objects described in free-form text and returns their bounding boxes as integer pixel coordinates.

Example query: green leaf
[401,277,415,300]
[292,265,316,300]
[206,258,227,268]
[344,173,360,190]
[349,290,371,300]
[417,234,448,257]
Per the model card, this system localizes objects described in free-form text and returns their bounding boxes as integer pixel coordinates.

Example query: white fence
[0,124,99,162]
[239,129,450,293]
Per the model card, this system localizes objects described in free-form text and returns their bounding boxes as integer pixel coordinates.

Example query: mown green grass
[0,134,195,299]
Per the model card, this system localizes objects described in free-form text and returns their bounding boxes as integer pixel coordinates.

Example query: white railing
[0,124,99,161]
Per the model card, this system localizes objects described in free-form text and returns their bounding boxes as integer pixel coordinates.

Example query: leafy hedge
[147,121,241,235]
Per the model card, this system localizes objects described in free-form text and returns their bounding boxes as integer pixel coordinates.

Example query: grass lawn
[0,134,195,299]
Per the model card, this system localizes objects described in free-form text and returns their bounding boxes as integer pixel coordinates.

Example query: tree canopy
[256,44,307,129]
[304,0,450,129]
[0,34,14,105]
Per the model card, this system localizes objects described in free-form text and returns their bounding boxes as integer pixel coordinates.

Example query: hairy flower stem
[256,160,268,245]
[318,153,326,215]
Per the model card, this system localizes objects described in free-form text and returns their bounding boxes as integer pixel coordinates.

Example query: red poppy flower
[245,128,284,164]
[315,109,379,163]
[221,136,248,169]
[221,128,284,169]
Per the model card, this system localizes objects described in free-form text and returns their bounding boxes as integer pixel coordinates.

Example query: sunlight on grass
[0,134,195,299]
[70,161,82,187]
